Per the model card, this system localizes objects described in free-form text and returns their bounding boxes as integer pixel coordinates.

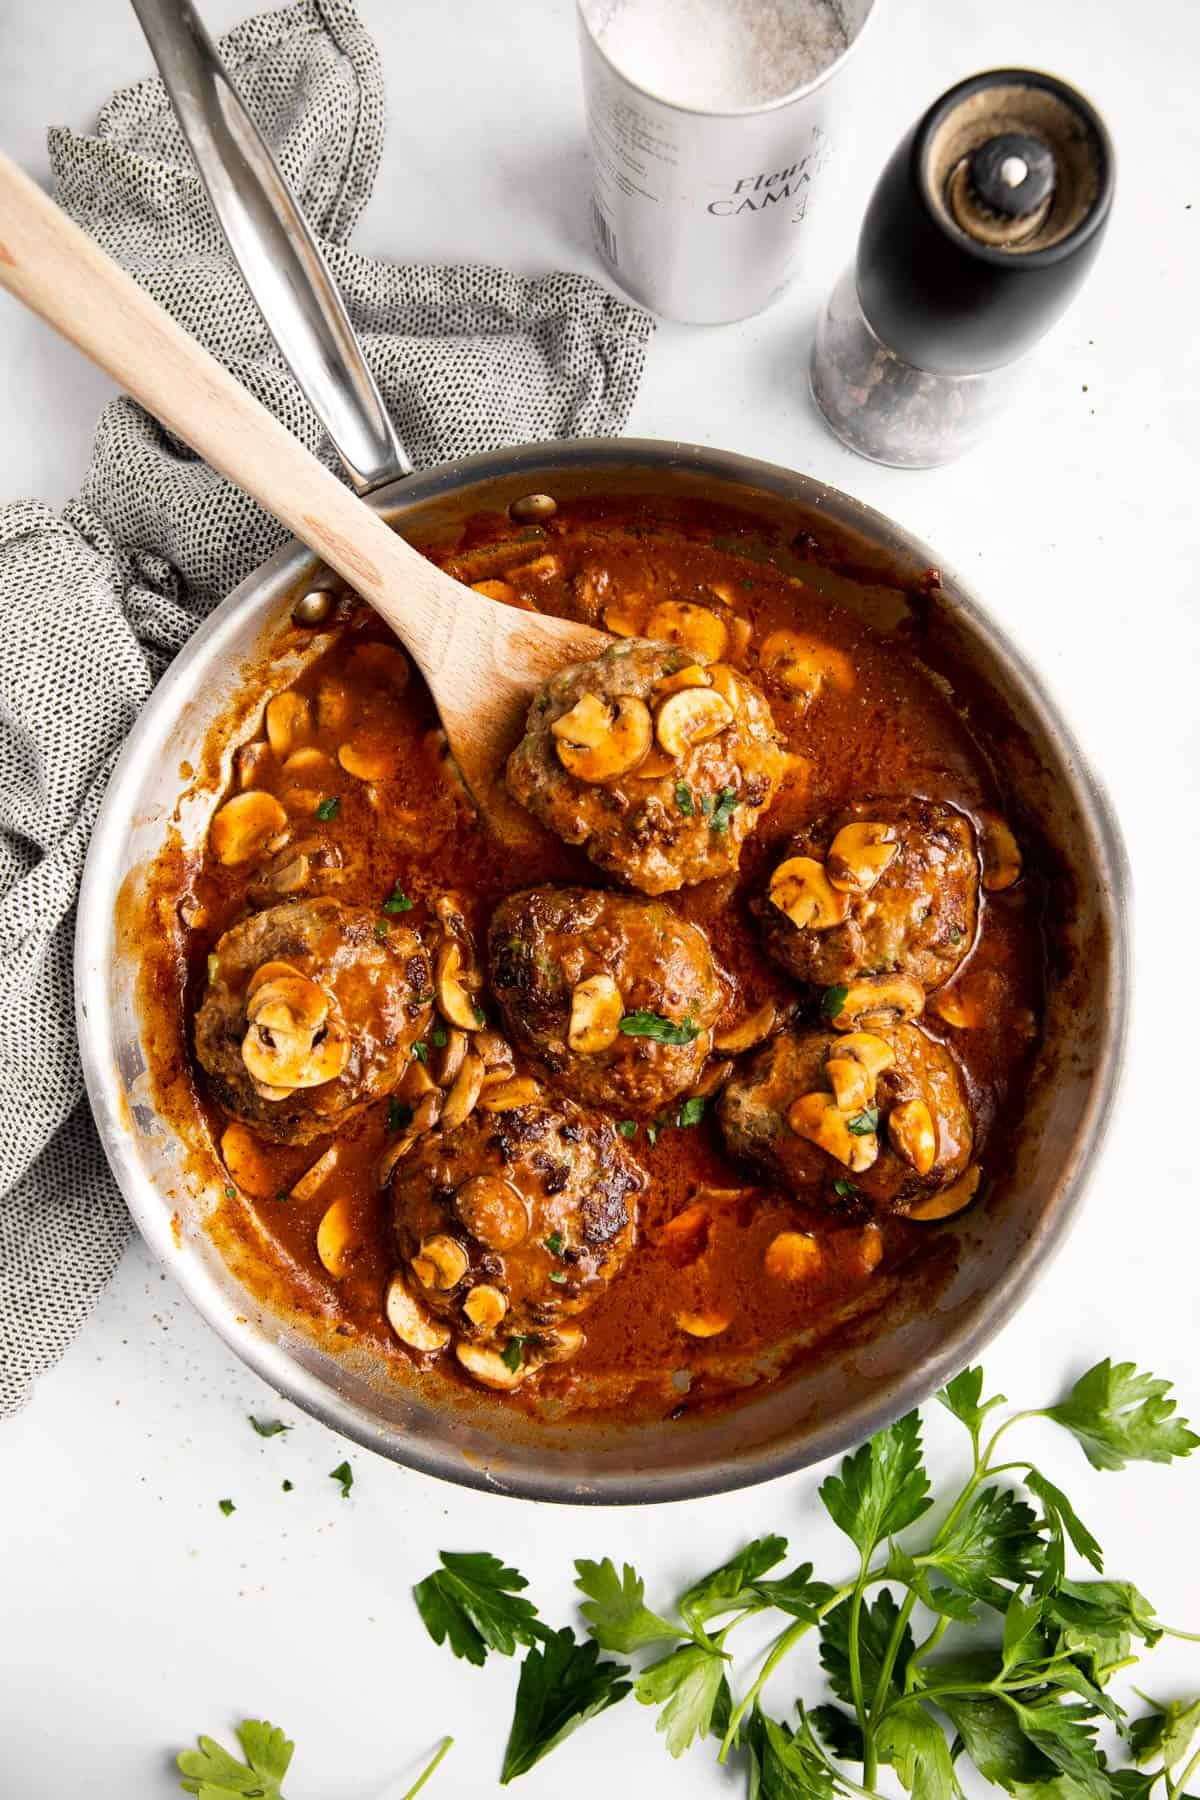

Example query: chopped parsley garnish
[412,1040,428,1064]
[646,1121,661,1147]
[374,918,390,940]
[676,1096,706,1128]
[948,923,963,945]
[218,1498,235,1517]
[382,883,415,914]
[473,1003,487,1027]
[388,1097,413,1133]
[329,1460,353,1499]
[544,1232,565,1258]
[207,953,220,985]
[847,1106,880,1136]
[249,1417,290,1439]
[223,1184,236,1201]
[708,787,738,834]
[431,1025,449,1048]
[618,1011,700,1045]
[616,1120,637,1139]
[549,1270,568,1286]
[501,1337,527,1373]
[832,1177,860,1199]
[314,795,340,820]
[821,984,849,1023]
[675,782,695,817]
[281,1479,294,1493]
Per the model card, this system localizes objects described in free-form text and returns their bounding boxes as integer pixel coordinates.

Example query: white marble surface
[2,1,1199,1795]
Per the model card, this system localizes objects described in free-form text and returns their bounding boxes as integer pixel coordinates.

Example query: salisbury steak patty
[718,1022,972,1212]
[488,886,724,1114]
[757,797,979,992]
[194,898,432,1144]
[391,1101,643,1339]
[506,640,786,894]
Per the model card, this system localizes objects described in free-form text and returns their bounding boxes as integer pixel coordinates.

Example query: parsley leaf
[938,1365,1008,1446]
[1129,1694,1200,1768]
[543,1232,565,1258]
[314,796,340,821]
[820,1409,933,1553]
[414,1551,543,1666]
[576,1558,679,1653]
[1026,1470,1103,1593]
[412,1040,428,1064]
[617,1119,637,1138]
[708,788,738,834]
[618,1011,700,1045]
[178,1719,293,1798]
[388,1097,414,1133]
[846,1106,880,1136]
[430,1025,449,1048]
[679,1534,788,1628]
[383,883,415,913]
[832,1178,859,1199]
[934,1691,1053,1789]
[636,1644,729,1756]
[1044,1360,1200,1470]
[501,1337,527,1372]
[329,1461,353,1499]
[746,1707,834,1800]
[876,1704,960,1800]
[248,1417,290,1439]
[677,1095,706,1128]
[218,1498,235,1517]
[821,985,849,1023]
[675,782,695,817]
[914,1485,1045,1608]
[811,1702,865,1764]
[820,1589,914,1709]
[501,1629,630,1783]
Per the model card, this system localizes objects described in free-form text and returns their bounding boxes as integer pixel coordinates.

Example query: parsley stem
[908,1611,952,1669]
[400,1735,454,1800]
[1168,1744,1200,1800]
[1160,1623,1200,1642]
[848,1552,873,1773]
[717,1581,855,1764]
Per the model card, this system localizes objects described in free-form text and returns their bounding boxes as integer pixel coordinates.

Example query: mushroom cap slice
[246,972,329,1035]
[787,1092,878,1173]
[826,822,899,894]
[241,1015,349,1090]
[567,972,624,1054]
[645,600,728,660]
[654,687,734,758]
[316,1195,356,1277]
[826,975,925,1032]
[209,790,288,866]
[385,1272,451,1352]
[768,856,850,931]
[453,1174,530,1250]
[552,692,653,782]
[454,1340,526,1391]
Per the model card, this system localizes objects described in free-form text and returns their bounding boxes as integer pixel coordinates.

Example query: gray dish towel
[0,0,652,1417]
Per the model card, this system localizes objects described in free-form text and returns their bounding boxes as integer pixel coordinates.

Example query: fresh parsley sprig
[176,1722,452,1800]
[414,1358,1199,1793]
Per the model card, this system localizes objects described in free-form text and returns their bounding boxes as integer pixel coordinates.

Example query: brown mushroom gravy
[151,496,1044,1421]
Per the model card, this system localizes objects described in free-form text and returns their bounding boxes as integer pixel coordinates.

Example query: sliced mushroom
[454,1174,530,1250]
[339,740,400,782]
[825,1056,874,1114]
[462,1283,508,1331]
[242,1016,349,1091]
[476,1075,542,1112]
[475,1028,514,1071]
[826,822,898,895]
[931,985,984,1030]
[713,999,777,1054]
[377,1091,442,1184]
[265,691,314,758]
[645,601,728,660]
[551,693,653,782]
[826,975,924,1032]
[509,492,557,523]
[541,1323,585,1363]
[759,631,853,701]
[253,848,311,897]
[209,790,289,866]
[676,1308,731,1338]
[764,1230,822,1282]
[980,812,1022,891]
[658,1201,711,1266]
[888,1098,937,1176]
[829,1032,896,1078]
[397,1056,439,1101]
[691,1058,734,1100]
[472,577,519,606]
[908,1164,982,1222]
[509,553,560,583]
[411,1233,470,1291]
[178,894,209,931]
[247,972,328,1035]
[316,678,352,732]
[220,1121,278,1200]
[430,1026,468,1087]
[567,972,624,1054]
[236,741,275,789]
[767,856,850,931]
[439,1049,486,1131]
[290,1144,339,1203]
[281,746,336,780]
[316,1195,356,1277]
[435,941,483,1031]
[454,1340,526,1390]
[385,1271,451,1352]
[725,616,753,662]
[654,687,734,758]
[246,959,301,999]
[653,663,712,699]
[854,1222,884,1274]
[347,641,410,691]
[603,602,643,638]
[787,1092,878,1172]
[705,663,741,708]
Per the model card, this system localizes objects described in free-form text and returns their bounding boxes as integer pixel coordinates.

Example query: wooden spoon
[0,152,608,827]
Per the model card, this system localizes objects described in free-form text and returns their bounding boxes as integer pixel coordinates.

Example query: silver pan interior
[76,439,1130,1504]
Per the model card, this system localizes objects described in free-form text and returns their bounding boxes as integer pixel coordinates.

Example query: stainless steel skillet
[73,0,1130,1502]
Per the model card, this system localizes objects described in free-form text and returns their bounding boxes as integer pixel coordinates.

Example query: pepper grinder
[810,69,1114,468]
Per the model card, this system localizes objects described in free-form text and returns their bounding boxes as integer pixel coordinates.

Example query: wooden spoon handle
[0,151,449,663]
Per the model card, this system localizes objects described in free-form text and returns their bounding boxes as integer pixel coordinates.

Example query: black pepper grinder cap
[856,70,1114,379]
